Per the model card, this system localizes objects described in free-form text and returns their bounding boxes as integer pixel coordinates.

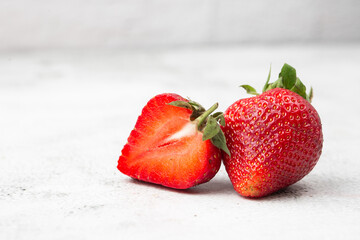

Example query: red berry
[118,93,227,189]
[222,64,323,197]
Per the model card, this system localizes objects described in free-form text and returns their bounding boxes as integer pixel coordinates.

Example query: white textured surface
[1,45,360,239]
[1,0,360,50]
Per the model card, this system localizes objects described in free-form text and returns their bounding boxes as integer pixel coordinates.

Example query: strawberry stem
[195,103,218,130]
[169,99,230,155]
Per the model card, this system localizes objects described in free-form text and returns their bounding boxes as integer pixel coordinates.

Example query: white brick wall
[0,0,359,50]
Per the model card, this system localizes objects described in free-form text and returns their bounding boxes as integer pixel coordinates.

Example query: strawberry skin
[223,65,323,197]
[118,93,222,189]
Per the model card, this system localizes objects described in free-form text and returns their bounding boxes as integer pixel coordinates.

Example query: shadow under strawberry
[127,177,235,196]
[249,172,350,201]
[255,182,311,201]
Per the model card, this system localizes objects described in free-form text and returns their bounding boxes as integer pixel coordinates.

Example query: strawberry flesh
[118,93,221,189]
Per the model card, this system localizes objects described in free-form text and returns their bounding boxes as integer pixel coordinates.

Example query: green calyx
[240,63,313,102]
[168,100,230,156]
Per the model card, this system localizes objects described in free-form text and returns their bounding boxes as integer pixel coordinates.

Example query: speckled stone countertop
[1,45,360,239]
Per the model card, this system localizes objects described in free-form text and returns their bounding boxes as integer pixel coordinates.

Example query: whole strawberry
[222,64,323,197]
[118,93,229,189]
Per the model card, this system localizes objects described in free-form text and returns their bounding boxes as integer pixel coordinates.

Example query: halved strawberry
[118,93,229,189]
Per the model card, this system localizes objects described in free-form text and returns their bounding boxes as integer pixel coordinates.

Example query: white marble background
[1,45,360,239]
[1,1,360,239]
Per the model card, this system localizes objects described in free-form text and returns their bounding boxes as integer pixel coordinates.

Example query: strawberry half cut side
[118,93,229,189]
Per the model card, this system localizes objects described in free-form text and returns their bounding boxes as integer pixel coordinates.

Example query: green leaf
[217,114,226,126]
[212,112,225,126]
[188,100,205,112]
[212,112,223,118]
[273,77,284,88]
[210,130,231,156]
[262,64,272,93]
[290,77,307,99]
[261,63,313,102]
[168,101,192,109]
[239,85,259,95]
[202,116,221,141]
[308,87,313,103]
[279,63,297,89]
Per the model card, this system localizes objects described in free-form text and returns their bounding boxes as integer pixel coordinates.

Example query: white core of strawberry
[166,122,198,141]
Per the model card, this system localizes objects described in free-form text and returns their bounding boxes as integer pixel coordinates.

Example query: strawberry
[118,93,229,189]
[222,64,323,197]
